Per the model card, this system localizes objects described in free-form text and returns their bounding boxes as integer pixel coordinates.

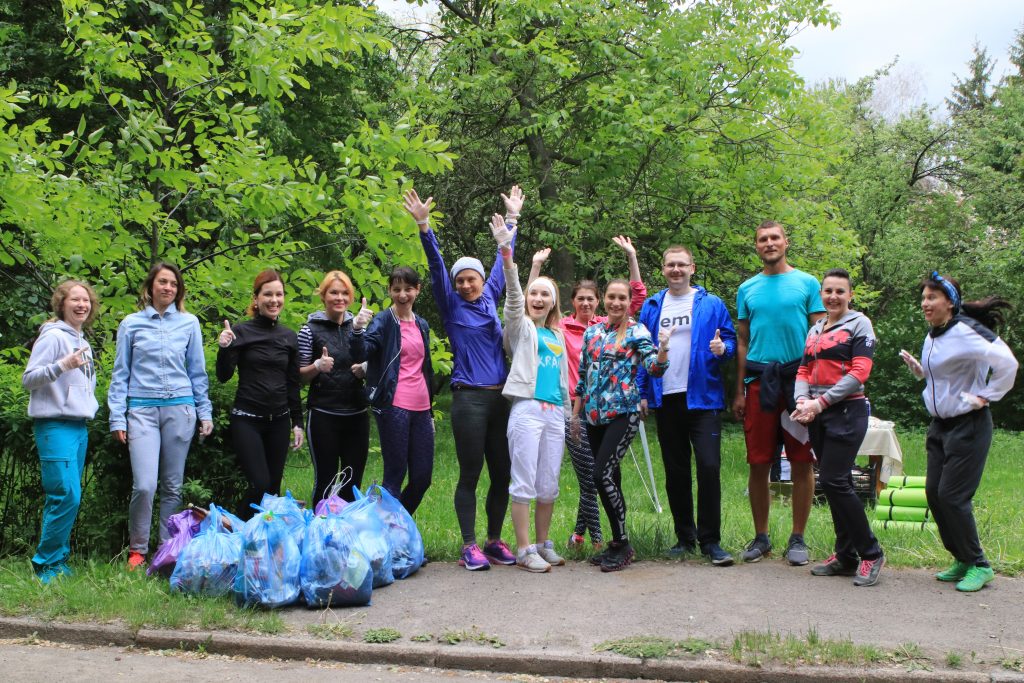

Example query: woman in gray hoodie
[22,280,100,584]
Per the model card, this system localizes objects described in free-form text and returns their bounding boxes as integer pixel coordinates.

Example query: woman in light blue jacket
[108,262,213,570]
[22,280,100,583]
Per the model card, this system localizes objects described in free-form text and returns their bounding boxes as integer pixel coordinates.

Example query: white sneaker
[516,545,551,573]
[537,540,565,566]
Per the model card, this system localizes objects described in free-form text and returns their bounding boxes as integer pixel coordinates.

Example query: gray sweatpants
[127,405,196,553]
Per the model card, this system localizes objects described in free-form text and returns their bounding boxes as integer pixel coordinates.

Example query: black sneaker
[589,547,610,566]
[784,534,810,566]
[810,553,857,576]
[666,540,697,558]
[600,541,635,572]
[741,535,772,563]
[701,543,734,567]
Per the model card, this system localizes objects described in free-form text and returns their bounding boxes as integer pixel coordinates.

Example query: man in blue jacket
[638,245,737,566]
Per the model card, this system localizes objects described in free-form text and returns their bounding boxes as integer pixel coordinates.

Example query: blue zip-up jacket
[420,227,515,387]
[108,305,213,431]
[636,286,736,410]
[359,308,434,410]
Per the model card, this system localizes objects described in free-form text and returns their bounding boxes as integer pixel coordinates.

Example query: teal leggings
[32,419,88,568]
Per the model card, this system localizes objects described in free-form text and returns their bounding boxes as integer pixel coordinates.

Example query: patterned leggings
[586,413,641,544]
[565,415,603,542]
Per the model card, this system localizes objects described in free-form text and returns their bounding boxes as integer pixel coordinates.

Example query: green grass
[278,393,1024,574]
[0,558,283,633]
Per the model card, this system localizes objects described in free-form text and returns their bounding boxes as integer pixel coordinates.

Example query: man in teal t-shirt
[733,220,825,566]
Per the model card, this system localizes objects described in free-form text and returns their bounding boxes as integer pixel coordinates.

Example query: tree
[0,0,454,347]
[946,42,994,116]
[394,0,853,296]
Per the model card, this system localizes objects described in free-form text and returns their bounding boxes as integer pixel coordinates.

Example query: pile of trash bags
[158,481,424,609]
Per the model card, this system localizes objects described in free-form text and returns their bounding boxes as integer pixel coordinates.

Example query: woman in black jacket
[297,270,373,504]
[362,266,434,515]
[217,269,304,519]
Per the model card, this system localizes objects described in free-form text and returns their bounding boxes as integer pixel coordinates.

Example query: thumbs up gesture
[353,297,373,331]
[59,346,89,372]
[709,328,725,357]
[218,320,235,348]
[658,325,676,349]
[314,346,335,374]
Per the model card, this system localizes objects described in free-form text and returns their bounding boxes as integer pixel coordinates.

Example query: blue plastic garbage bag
[170,504,242,597]
[340,493,394,588]
[259,490,309,547]
[355,484,424,579]
[234,509,301,608]
[300,513,373,607]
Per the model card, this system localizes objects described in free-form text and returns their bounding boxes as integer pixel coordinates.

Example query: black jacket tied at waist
[745,358,801,412]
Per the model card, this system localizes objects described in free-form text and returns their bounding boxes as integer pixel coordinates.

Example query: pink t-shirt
[392,320,431,411]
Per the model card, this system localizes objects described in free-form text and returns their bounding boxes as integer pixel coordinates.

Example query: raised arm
[611,236,646,315]
[407,189,455,323]
[484,186,523,301]
[528,247,551,287]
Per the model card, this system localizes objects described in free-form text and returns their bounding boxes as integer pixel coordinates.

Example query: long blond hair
[605,279,631,345]
[49,279,99,328]
[527,276,562,330]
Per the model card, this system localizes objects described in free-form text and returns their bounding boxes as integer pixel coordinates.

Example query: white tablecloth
[857,416,904,483]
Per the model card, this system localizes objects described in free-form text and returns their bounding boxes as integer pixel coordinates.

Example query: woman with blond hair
[109,262,213,569]
[218,269,314,518]
[296,270,373,504]
[23,280,100,583]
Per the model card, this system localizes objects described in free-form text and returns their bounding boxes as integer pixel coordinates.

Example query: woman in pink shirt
[360,267,435,514]
[529,237,646,549]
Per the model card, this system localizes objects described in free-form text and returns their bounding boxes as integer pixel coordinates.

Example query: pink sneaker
[458,543,490,571]
[483,540,516,565]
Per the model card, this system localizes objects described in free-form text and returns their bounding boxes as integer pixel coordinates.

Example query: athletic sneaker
[537,540,565,566]
[935,559,971,582]
[811,553,858,577]
[955,565,995,592]
[127,551,146,571]
[600,541,635,572]
[701,543,734,567]
[516,545,551,573]
[568,533,586,549]
[666,540,697,558]
[784,534,810,566]
[35,565,61,585]
[458,544,491,571]
[853,553,884,587]
[741,535,772,563]
[482,540,516,566]
[589,546,610,566]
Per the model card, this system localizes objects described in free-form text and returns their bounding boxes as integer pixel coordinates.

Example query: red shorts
[743,379,815,465]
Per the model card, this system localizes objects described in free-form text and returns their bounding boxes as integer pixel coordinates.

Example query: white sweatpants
[508,398,565,503]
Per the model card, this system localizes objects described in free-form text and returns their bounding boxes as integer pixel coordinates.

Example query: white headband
[529,278,557,300]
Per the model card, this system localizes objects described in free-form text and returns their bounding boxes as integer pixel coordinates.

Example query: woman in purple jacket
[404,186,522,571]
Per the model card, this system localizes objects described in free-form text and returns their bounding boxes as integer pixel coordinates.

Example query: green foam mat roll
[886,475,926,489]
[871,519,937,532]
[878,487,929,507]
[875,505,931,522]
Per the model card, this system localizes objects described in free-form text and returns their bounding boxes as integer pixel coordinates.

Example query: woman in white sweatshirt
[22,280,100,584]
[498,214,571,573]
[899,271,1018,593]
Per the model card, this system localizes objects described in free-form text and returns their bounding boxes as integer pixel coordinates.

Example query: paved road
[0,640,643,683]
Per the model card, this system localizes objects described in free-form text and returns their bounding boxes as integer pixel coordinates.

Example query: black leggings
[565,415,602,542]
[231,413,291,520]
[450,388,511,544]
[586,413,641,544]
[306,409,370,505]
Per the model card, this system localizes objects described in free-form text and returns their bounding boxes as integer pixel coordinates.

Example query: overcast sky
[374,0,1024,110]
[787,0,1022,108]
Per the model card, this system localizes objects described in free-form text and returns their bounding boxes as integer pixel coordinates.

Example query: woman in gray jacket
[498,214,571,573]
[22,280,100,584]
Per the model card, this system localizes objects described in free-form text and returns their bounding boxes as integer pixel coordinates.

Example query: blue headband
[930,271,961,314]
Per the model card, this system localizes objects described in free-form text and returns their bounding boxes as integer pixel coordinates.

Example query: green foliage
[363,626,401,643]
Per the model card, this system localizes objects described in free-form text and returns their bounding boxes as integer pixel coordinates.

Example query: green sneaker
[955,566,994,592]
[935,560,970,582]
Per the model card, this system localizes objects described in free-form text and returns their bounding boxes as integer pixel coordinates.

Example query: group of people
[22,191,1017,592]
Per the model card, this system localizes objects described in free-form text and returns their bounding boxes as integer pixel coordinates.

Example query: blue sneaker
[742,534,772,563]
[458,544,491,571]
[35,565,61,585]
[701,543,735,567]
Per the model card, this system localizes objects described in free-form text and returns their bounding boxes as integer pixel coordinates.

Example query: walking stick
[629,420,663,513]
